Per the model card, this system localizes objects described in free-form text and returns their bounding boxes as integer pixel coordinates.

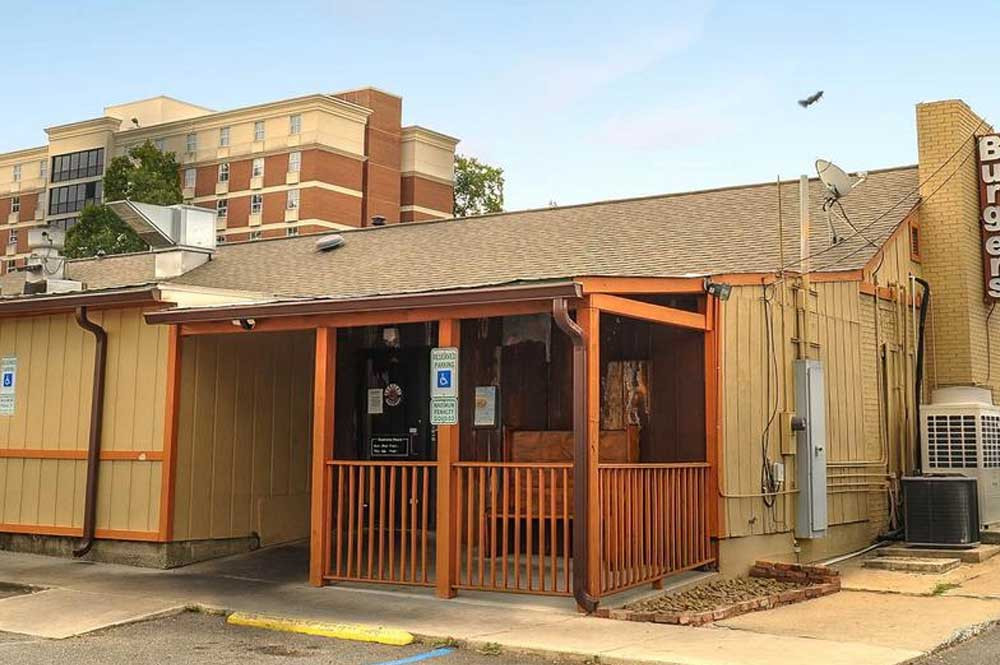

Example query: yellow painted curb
[226,612,414,646]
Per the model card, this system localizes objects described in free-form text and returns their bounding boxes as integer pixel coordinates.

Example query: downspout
[912,277,930,475]
[73,306,107,557]
[552,298,598,613]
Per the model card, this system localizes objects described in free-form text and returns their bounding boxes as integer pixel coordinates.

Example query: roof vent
[315,234,345,252]
[371,215,386,226]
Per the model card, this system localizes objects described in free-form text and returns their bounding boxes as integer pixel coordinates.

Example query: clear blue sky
[2,0,997,210]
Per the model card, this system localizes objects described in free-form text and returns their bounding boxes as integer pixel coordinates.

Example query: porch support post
[704,295,722,559]
[577,302,601,607]
[435,318,461,598]
[310,327,337,587]
[157,324,182,542]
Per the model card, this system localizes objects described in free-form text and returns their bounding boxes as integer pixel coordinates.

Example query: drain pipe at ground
[73,306,108,557]
[552,298,599,614]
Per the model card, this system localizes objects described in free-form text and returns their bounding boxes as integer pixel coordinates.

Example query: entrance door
[362,347,433,461]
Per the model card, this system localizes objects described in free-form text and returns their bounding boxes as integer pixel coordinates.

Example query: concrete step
[863,556,961,573]
[878,544,1000,564]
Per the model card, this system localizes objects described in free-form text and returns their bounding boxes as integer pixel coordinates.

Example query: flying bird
[798,90,824,108]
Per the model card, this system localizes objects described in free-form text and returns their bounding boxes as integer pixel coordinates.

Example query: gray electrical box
[795,359,828,539]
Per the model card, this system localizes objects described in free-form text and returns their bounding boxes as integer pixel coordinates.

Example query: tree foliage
[65,140,183,259]
[453,154,504,217]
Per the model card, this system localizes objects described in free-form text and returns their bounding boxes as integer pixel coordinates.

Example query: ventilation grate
[983,414,1000,468]
[927,414,978,468]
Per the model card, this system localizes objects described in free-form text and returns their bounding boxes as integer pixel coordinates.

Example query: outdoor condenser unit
[920,386,1000,529]
[902,475,979,546]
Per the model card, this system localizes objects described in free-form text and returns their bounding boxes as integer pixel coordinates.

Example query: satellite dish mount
[815,159,867,245]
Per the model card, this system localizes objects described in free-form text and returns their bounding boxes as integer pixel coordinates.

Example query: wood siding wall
[0,308,168,536]
[720,276,916,541]
[172,331,314,545]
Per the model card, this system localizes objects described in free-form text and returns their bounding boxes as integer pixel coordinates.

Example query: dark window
[48,181,102,215]
[51,148,104,183]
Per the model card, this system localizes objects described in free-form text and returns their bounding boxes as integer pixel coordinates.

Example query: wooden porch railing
[598,463,713,595]
[453,462,573,595]
[324,461,436,586]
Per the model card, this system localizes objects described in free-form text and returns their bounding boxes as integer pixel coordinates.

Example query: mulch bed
[595,560,841,626]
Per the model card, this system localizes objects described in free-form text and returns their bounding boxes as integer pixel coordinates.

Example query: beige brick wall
[916,100,1000,399]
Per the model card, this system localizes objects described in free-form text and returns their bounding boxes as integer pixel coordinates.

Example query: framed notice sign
[370,436,410,458]
[473,386,499,428]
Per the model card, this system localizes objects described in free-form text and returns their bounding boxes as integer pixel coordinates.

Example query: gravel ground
[907,622,1000,665]
[625,577,807,613]
[0,612,563,665]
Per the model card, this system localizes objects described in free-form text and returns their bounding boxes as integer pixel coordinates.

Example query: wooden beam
[589,293,707,331]
[704,295,722,556]
[177,300,568,337]
[157,324,182,542]
[0,449,162,461]
[435,319,461,599]
[310,327,337,587]
[577,303,601,602]
[576,276,705,295]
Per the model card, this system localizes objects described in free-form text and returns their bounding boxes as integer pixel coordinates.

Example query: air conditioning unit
[903,475,979,546]
[921,386,1000,528]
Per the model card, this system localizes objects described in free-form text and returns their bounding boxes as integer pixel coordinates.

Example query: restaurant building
[0,98,992,609]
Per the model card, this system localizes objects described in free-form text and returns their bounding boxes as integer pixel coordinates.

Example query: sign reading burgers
[978,135,1000,300]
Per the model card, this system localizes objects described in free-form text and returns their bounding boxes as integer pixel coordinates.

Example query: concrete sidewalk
[0,545,995,665]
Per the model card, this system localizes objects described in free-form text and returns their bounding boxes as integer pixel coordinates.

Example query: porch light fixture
[232,318,256,331]
[704,279,732,301]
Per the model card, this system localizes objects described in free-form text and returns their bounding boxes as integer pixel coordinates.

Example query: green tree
[453,154,504,217]
[65,140,183,258]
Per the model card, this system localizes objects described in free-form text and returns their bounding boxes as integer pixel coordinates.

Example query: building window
[11,165,20,182]
[286,226,299,237]
[218,162,229,183]
[186,133,197,153]
[250,230,262,240]
[219,126,230,147]
[51,148,104,182]
[254,120,265,142]
[39,159,47,180]
[48,181,102,215]
[289,114,301,135]
[10,197,19,214]
[251,193,263,215]
[288,151,301,173]
[7,229,16,246]
[216,198,228,219]
[184,168,196,189]
[154,138,166,152]
[286,189,299,210]
[252,158,264,178]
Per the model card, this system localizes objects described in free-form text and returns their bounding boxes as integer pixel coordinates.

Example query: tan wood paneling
[0,309,167,534]
[172,330,314,544]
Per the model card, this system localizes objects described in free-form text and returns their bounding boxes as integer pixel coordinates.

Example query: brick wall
[916,100,1000,398]
[401,175,453,214]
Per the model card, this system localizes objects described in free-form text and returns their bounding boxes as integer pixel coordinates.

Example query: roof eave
[0,285,161,318]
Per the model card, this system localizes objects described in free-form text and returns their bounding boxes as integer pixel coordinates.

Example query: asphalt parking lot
[0,611,565,665]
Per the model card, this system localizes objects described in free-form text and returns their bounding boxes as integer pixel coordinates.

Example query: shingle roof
[0,165,919,302]
[170,165,919,299]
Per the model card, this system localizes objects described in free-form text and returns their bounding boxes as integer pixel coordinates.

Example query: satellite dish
[815,159,866,200]
[315,234,345,252]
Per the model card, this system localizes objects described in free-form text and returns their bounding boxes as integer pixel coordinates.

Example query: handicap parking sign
[436,369,452,389]
[2,373,12,388]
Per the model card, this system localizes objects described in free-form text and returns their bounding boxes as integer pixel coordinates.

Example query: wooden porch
[153,278,721,609]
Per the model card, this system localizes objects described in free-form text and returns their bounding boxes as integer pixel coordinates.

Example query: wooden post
[157,324,182,542]
[577,303,601,603]
[310,327,337,587]
[435,318,461,598]
[704,296,722,561]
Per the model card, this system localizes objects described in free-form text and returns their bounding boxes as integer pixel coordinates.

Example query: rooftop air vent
[315,234,345,252]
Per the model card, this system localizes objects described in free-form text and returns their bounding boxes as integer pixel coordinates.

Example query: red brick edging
[595,561,841,626]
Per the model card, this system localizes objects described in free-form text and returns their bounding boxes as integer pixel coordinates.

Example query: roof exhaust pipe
[552,297,599,614]
[73,306,107,557]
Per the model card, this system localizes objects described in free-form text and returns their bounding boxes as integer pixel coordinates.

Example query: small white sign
[367,388,384,415]
[430,397,458,425]
[0,356,16,416]
[430,347,459,399]
[473,386,498,428]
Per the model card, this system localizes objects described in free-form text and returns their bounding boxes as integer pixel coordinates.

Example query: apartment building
[0,88,458,271]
